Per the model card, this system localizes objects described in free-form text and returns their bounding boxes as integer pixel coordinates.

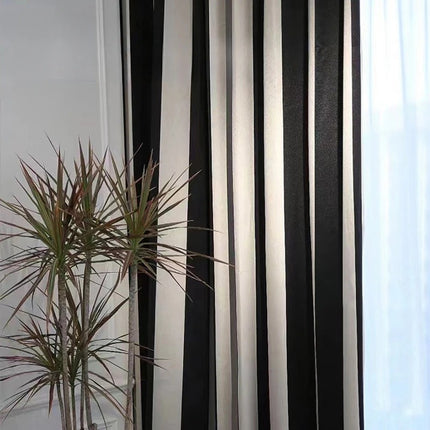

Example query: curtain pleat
[308,2,318,428]
[181,0,214,427]
[263,0,289,428]
[124,0,363,428]
[231,1,259,428]
[208,1,235,429]
[343,2,361,430]
[351,2,364,429]
[282,1,317,428]
[314,1,344,428]
[152,1,192,428]
[252,0,271,428]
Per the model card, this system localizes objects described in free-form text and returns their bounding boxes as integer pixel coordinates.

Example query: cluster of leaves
[0,145,208,430]
[0,279,127,429]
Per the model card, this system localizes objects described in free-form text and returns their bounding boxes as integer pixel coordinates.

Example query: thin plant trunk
[125,263,137,430]
[57,380,66,430]
[80,391,84,430]
[81,255,97,430]
[59,268,73,430]
[72,384,77,430]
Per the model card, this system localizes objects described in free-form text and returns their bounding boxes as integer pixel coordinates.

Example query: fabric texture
[125,0,362,429]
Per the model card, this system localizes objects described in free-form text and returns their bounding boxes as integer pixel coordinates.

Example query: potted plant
[0,145,210,430]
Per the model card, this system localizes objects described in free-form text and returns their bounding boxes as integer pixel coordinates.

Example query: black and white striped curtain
[124,0,362,429]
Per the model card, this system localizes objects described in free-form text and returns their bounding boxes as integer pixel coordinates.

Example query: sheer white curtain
[361,0,430,428]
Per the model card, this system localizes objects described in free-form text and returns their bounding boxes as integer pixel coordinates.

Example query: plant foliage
[0,144,215,430]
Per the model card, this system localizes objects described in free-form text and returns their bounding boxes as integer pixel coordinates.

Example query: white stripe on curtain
[152,0,192,428]
[263,0,289,429]
[231,0,258,428]
[343,0,360,429]
[308,0,319,427]
[208,0,233,429]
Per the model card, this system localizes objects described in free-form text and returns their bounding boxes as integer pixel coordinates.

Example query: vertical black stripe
[150,0,165,160]
[253,0,270,429]
[351,1,363,429]
[314,1,344,429]
[204,2,217,428]
[127,1,165,428]
[281,1,317,429]
[181,0,214,428]
[225,0,239,427]
[142,3,164,429]
[128,3,155,429]
[129,0,153,164]
[119,1,130,164]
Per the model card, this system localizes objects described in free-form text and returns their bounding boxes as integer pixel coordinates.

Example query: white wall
[0,1,127,428]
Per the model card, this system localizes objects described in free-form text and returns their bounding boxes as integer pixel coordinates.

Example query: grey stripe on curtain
[123,0,363,429]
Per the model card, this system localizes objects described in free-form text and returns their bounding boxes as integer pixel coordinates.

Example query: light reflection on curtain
[361,0,430,428]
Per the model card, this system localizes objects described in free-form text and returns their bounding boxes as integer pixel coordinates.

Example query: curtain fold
[125,0,362,428]
[314,0,345,427]
[282,1,316,428]
[264,0,289,428]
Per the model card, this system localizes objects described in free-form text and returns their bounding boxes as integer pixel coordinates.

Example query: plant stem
[72,384,77,430]
[82,255,97,430]
[125,263,137,430]
[59,267,73,430]
[80,388,84,430]
[57,380,66,430]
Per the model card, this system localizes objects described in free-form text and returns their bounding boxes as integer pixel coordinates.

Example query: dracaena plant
[0,276,128,430]
[0,146,126,430]
[0,144,213,430]
[0,152,84,430]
